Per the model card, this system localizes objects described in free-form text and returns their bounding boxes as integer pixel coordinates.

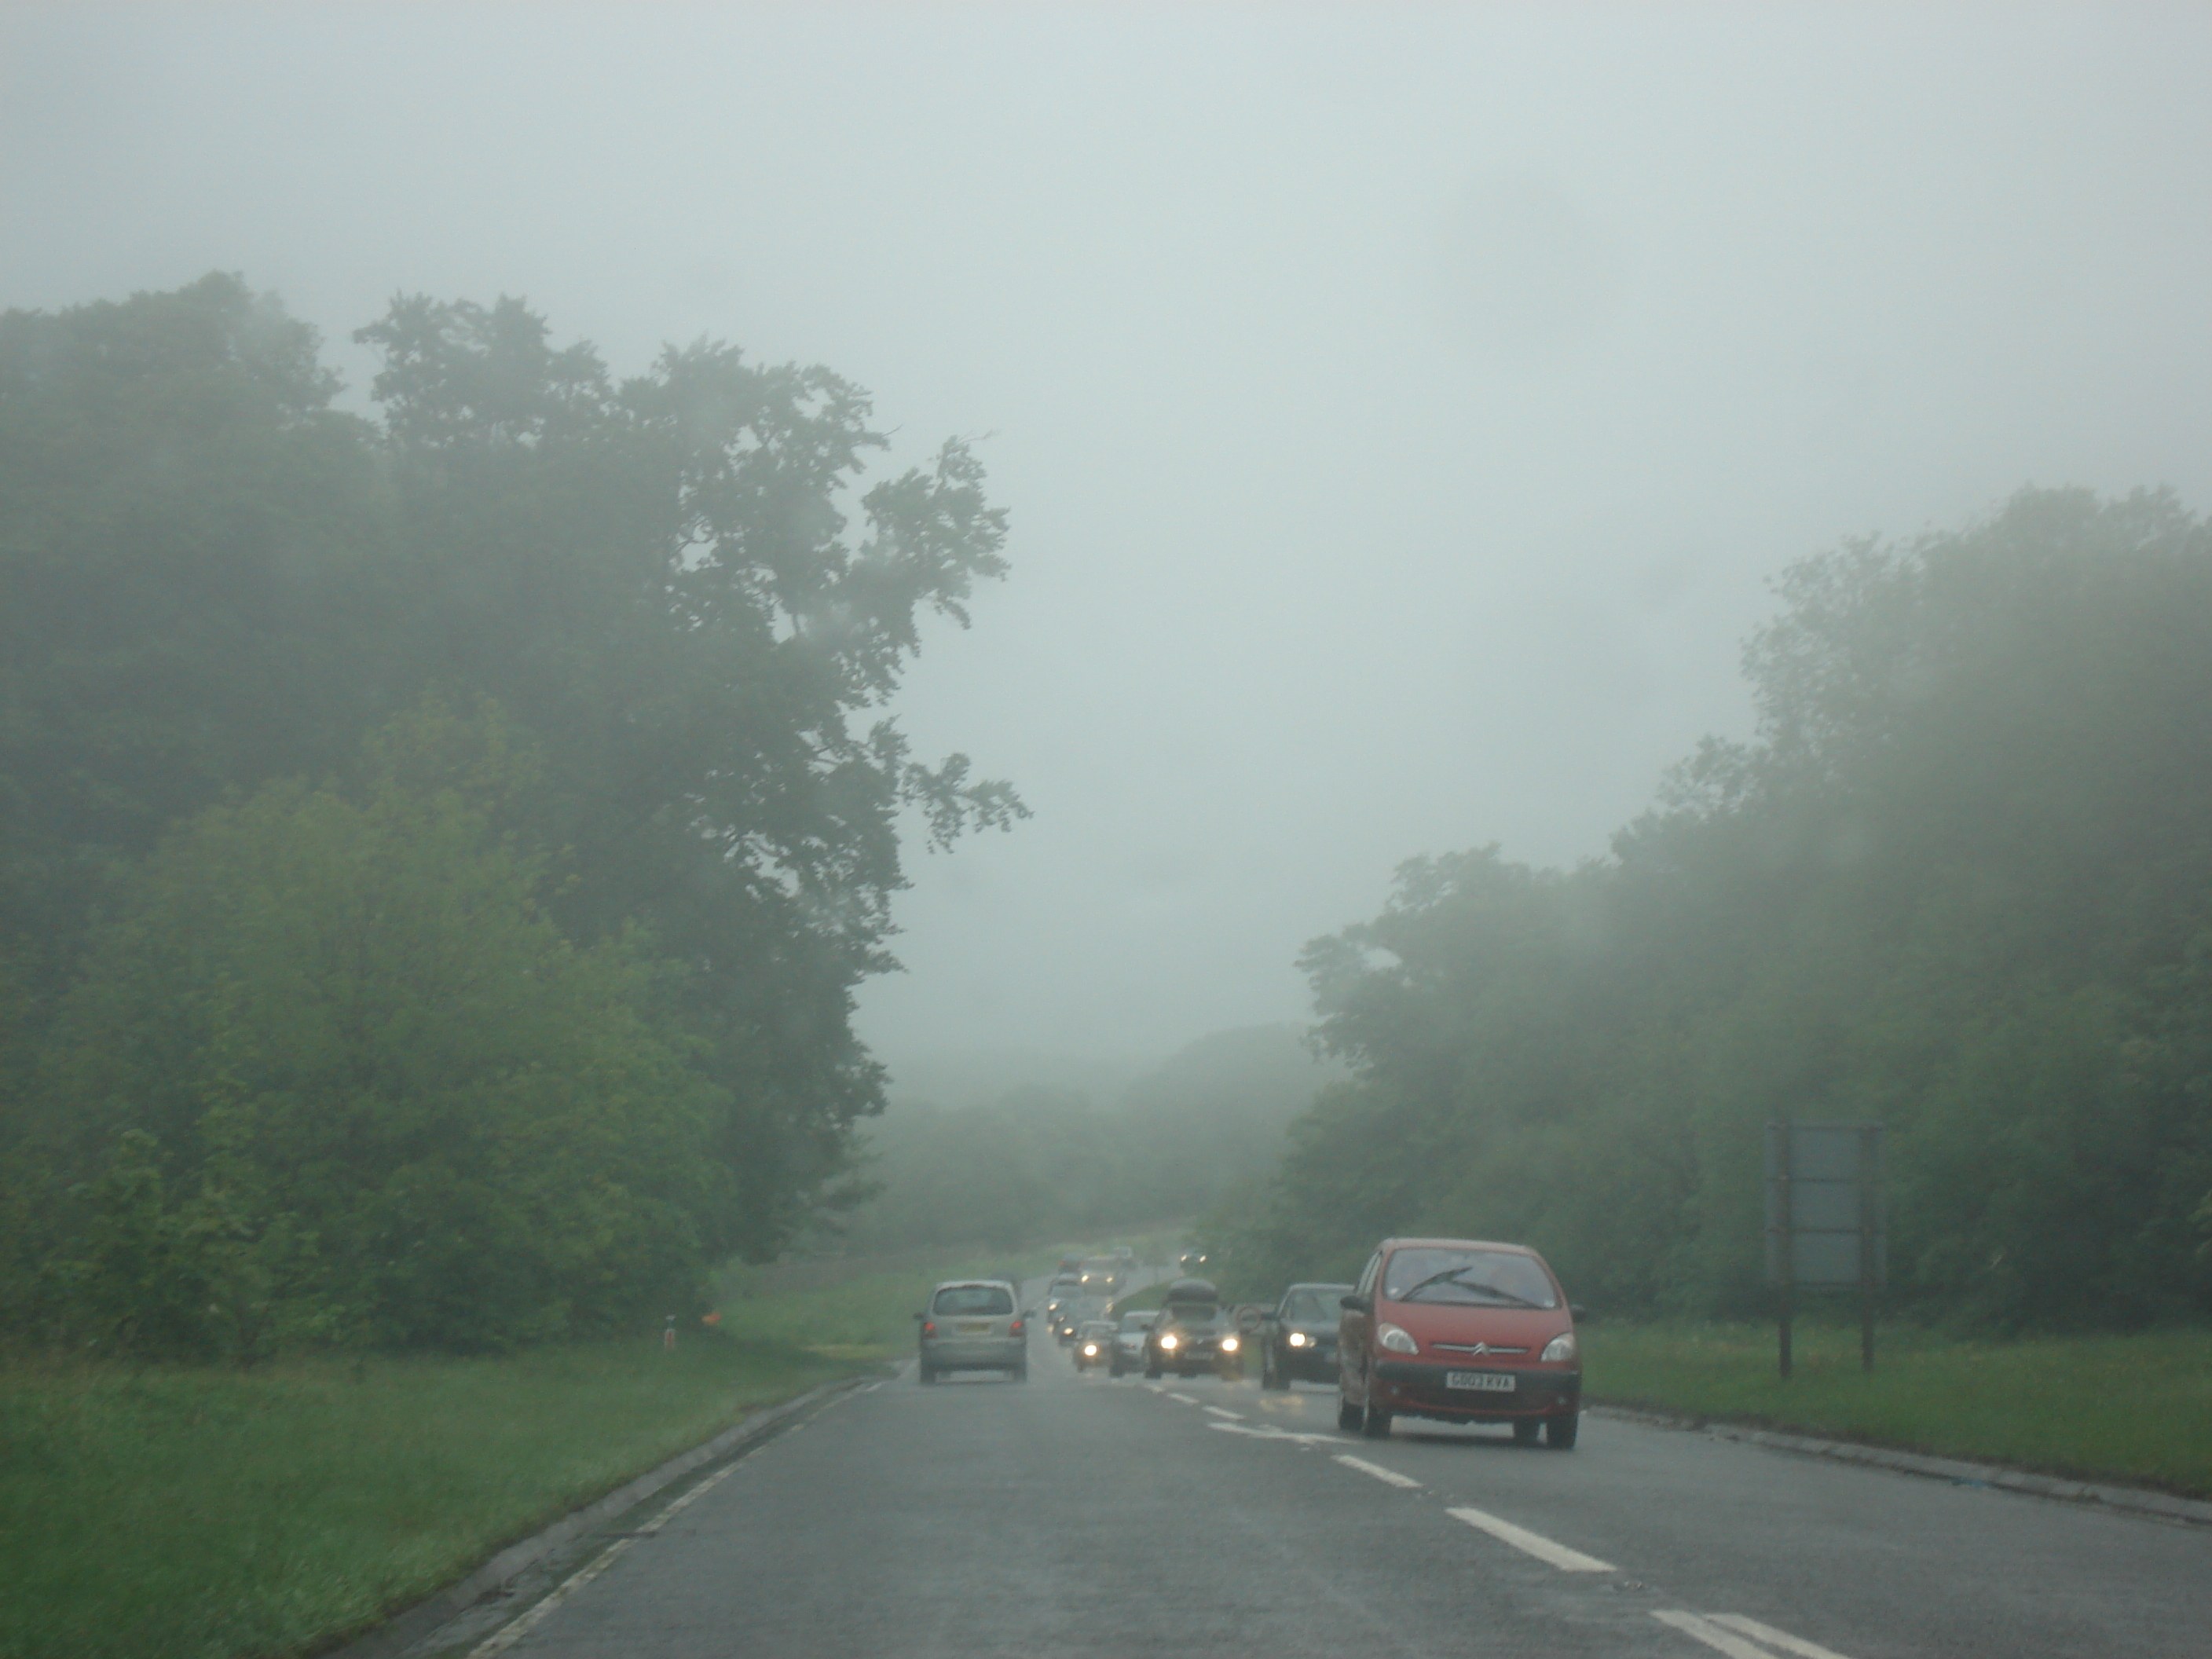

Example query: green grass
[0,1335,855,1659]
[0,1240,1119,1659]
[1106,1279,1171,1314]
[0,1238,1086,1659]
[1584,1319,2212,1499]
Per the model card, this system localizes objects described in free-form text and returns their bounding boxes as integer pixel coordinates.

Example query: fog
[7,2,2209,1075]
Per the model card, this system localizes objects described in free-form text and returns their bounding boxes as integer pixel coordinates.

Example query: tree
[350,295,1025,1258]
[0,276,1025,1309]
[1219,489,2212,1329]
[0,273,389,1010]
[26,705,724,1356]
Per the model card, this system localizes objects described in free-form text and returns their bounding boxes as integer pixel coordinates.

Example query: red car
[1336,1237,1582,1448]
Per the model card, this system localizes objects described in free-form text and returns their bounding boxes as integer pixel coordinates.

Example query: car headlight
[1159,1333,1178,1350]
[1377,1323,1419,1355]
[1220,1336,1239,1353]
[1540,1332,1578,1363]
[1082,1344,1098,1356]
[1287,1331,1309,1347]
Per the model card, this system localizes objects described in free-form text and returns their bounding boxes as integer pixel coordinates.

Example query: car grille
[1430,1342,1528,1356]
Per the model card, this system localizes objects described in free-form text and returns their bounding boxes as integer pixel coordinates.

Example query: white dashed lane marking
[1331,1452,1420,1489]
[1207,1421,1338,1445]
[1161,1383,1862,1657]
[1654,1612,1857,1659]
[1445,1505,1616,1573]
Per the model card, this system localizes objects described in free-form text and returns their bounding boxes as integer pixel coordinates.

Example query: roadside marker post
[1763,1122,1885,1379]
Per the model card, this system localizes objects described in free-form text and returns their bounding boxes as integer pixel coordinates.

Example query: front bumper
[1152,1343,1241,1371]
[1276,1339,1339,1381]
[1370,1360,1580,1419]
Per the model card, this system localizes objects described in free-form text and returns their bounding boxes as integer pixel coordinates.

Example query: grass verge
[0,1335,855,1659]
[1583,1318,2212,1500]
[0,1240,1109,1659]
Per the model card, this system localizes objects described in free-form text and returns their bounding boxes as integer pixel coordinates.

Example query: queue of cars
[915,1235,1584,1450]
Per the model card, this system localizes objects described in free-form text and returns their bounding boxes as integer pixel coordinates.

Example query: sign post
[1764,1122,1885,1379]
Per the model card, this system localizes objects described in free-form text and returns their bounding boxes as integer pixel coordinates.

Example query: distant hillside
[815,1026,1339,1254]
[881,1049,1147,1112]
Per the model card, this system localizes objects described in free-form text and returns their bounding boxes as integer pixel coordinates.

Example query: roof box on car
[1164,1277,1218,1302]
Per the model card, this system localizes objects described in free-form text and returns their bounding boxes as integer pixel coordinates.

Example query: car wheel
[918,1364,937,1385]
[1511,1417,1542,1445]
[1337,1393,1363,1433]
[1013,1364,1029,1382]
[1546,1412,1579,1450]
[1262,1349,1289,1390]
[1361,1402,1393,1438]
[1144,1359,1162,1379]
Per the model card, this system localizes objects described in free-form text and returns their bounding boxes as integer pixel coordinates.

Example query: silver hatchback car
[917,1280,1028,1383]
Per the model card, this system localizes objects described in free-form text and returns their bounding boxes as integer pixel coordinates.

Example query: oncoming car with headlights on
[1071,1319,1116,1371]
[1043,1276,1082,1338]
[1108,1309,1156,1375]
[1336,1239,1580,1445]
[1141,1279,1245,1379]
[915,1280,1028,1383]
[1259,1282,1354,1389]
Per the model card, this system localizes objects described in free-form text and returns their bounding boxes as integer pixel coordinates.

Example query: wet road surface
[460,1291,2212,1659]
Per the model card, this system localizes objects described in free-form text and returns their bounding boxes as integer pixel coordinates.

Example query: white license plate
[956,1320,992,1335]
[1445,1370,1517,1392]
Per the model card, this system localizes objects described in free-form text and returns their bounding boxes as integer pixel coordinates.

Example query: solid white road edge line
[1445,1506,1616,1573]
[1710,1613,1857,1659]
[1651,1611,1785,1659]
[467,1537,635,1658]
[1331,1453,1420,1489]
[1203,1405,1243,1419]
[466,1425,761,1657]
[1168,1392,1199,1404]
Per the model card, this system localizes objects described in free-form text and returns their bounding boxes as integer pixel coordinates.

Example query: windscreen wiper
[1397,1267,1540,1306]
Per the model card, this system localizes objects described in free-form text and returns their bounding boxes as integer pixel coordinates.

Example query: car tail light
[921,1321,936,1337]
[1010,1320,1025,1335]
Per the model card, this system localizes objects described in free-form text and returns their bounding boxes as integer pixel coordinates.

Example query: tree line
[0,274,1020,1357]
[1199,489,2212,1331]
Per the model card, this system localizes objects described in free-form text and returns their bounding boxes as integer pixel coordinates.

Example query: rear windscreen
[932,1285,1015,1316]
[1284,1289,1349,1323]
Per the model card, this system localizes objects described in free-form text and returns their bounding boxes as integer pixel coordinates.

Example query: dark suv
[1142,1278,1245,1379]
[1259,1282,1355,1389]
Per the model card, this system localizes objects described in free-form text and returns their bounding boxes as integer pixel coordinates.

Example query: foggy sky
[5,4,2209,1075]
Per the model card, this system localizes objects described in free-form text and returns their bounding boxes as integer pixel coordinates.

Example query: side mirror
[1340,1294,1369,1313]
[1569,1304,1586,1319]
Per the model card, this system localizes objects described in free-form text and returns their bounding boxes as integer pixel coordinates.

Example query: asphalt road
[468,1286,2212,1659]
